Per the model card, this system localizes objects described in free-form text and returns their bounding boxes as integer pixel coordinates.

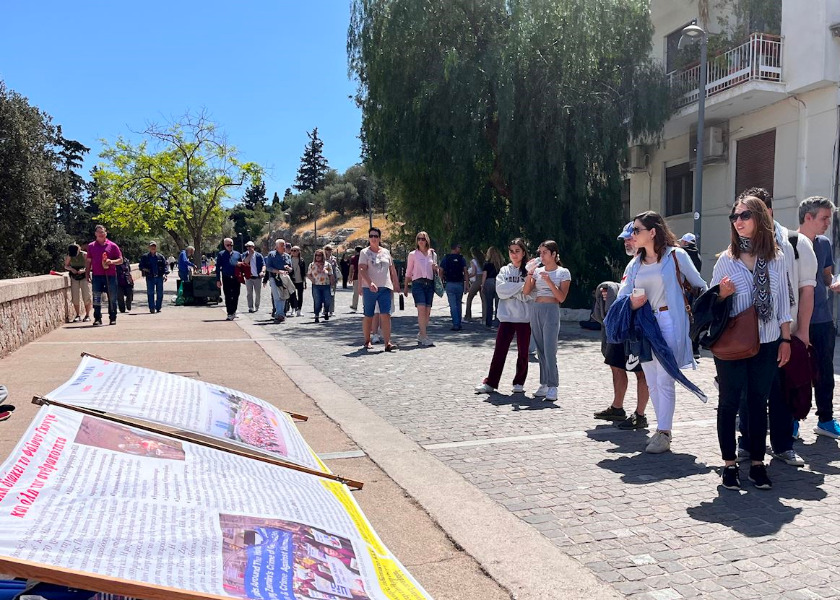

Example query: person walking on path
[242,241,265,313]
[798,196,840,439]
[86,224,124,327]
[522,241,571,402]
[65,243,91,322]
[616,212,707,454]
[307,248,334,323]
[593,223,650,430]
[349,246,362,312]
[713,197,791,490]
[215,237,243,321]
[339,251,351,289]
[359,227,400,351]
[324,245,339,316]
[265,239,291,323]
[139,241,168,313]
[115,260,134,313]
[475,238,534,394]
[465,247,484,321]
[288,246,306,317]
[482,247,503,328]
[440,242,469,331]
[403,231,438,346]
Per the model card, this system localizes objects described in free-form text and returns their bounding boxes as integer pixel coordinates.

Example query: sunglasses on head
[729,210,753,223]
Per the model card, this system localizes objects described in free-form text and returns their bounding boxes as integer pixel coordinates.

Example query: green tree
[271,191,281,209]
[243,180,267,211]
[293,127,330,193]
[95,112,262,253]
[349,0,671,304]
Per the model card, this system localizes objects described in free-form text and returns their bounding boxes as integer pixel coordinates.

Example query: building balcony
[664,33,787,137]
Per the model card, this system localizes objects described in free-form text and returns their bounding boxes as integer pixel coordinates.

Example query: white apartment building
[627,0,840,278]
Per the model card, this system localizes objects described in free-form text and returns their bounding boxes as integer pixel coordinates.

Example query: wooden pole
[78,351,309,421]
[0,556,232,600]
[32,396,363,490]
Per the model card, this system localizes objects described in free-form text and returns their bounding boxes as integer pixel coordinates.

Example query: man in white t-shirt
[358,227,401,351]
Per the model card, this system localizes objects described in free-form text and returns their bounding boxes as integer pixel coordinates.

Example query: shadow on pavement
[596,452,713,484]
[586,424,651,454]
[479,394,561,412]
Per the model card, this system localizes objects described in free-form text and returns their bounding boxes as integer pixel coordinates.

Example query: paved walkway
[240,285,840,599]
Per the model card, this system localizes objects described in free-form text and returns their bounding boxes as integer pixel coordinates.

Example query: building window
[665,163,693,216]
[735,130,776,199]
[665,21,696,73]
[621,179,631,222]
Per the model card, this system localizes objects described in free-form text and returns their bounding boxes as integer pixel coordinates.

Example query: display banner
[46,356,327,473]
[0,406,431,600]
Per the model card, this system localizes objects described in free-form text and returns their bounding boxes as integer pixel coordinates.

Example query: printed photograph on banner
[209,389,288,456]
[219,513,369,600]
[75,417,186,461]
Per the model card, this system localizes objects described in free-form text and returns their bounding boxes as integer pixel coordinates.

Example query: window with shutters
[735,130,776,198]
[665,163,693,216]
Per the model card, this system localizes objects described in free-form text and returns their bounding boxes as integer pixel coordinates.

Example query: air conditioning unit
[623,145,648,172]
[690,123,728,168]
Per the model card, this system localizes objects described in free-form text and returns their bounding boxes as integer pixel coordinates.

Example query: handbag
[710,305,760,360]
[673,256,694,324]
[432,251,444,297]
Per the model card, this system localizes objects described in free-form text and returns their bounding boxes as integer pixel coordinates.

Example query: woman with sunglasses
[619,212,707,453]
[713,197,791,491]
[307,248,333,323]
[403,231,438,346]
[289,246,306,317]
[359,227,400,351]
[475,239,535,394]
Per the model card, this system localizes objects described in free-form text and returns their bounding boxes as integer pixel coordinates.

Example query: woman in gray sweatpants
[523,241,571,402]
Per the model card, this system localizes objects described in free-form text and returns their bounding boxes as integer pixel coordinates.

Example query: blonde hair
[415,230,431,250]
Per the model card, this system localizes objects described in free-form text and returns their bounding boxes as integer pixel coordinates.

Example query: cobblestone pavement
[239,287,840,599]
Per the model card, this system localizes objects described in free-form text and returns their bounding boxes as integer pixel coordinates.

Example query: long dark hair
[538,240,563,267]
[633,211,677,262]
[729,195,777,261]
[509,238,529,277]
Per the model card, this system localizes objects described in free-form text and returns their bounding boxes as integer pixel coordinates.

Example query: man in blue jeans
[139,241,170,313]
[85,225,123,326]
[440,242,469,331]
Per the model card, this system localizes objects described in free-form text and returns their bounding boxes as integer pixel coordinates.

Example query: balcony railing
[668,33,783,109]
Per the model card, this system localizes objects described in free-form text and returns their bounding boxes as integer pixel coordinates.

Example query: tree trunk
[167,229,186,251]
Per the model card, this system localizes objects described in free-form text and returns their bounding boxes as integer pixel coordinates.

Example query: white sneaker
[771,449,805,466]
[296,309,301,317]
[534,384,548,397]
[646,431,672,454]
[511,384,525,393]
[371,334,382,344]
[545,387,558,402]
[475,383,495,394]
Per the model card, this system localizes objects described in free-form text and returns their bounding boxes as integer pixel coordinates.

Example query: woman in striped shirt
[713,195,791,491]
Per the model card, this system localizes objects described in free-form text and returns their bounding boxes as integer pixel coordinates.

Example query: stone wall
[0,274,69,358]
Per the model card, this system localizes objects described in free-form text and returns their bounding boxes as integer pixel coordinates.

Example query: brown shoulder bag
[710,305,760,360]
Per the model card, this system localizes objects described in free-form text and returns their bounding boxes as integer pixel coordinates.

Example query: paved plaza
[243,285,840,599]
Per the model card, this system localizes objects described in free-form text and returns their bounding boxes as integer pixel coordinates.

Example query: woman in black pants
[289,246,307,317]
[712,195,791,491]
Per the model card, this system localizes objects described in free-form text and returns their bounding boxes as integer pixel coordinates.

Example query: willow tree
[349,0,671,304]
[95,112,262,253]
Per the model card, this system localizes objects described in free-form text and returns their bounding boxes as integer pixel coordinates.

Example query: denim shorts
[411,278,435,307]
[363,287,393,317]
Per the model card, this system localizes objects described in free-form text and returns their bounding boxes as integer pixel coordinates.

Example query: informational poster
[46,356,327,473]
[0,406,430,600]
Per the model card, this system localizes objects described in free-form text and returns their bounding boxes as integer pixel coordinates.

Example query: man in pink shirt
[86,224,124,326]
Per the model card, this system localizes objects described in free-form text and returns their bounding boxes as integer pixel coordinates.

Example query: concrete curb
[235,317,620,600]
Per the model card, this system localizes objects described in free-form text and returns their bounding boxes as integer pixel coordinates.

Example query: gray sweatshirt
[495,263,535,323]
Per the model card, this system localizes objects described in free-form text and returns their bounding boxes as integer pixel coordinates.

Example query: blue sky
[0,0,363,204]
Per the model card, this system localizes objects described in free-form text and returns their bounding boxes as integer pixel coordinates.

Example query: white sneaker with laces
[545,387,558,401]
[511,384,525,393]
[645,431,671,454]
[534,384,548,397]
[475,383,495,394]
[771,449,805,466]
[371,334,382,344]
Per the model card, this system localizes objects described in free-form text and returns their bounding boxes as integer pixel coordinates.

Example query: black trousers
[222,275,240,316]
[117,284,134,312]
[810,321,835,422]
[716,340,779,462]
[738,367,793,454]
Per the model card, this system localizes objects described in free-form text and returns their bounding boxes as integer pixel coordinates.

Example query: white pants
[640,310,677,431]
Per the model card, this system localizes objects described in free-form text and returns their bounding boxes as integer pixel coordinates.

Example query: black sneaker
[594,405,626,421]
[109,318,116,326]
[92,319,102,327]
[616,412,648,430]
[722,465,741,490]
[748,463,772,489]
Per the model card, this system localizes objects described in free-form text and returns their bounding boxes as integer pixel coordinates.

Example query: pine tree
[243,180,267,210]
[271,191,280,208]
[293,128,329,193]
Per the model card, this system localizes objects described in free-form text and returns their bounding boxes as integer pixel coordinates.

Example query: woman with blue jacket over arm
[617,212,707,454]
[475,238,535,394]
[713,196,791,491]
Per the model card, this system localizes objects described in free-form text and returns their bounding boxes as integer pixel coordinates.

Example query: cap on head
[451,242,461,249]
[245,241,255,248]
[679,233,696,244]
[149,241,157,247]
[617,222,634,240]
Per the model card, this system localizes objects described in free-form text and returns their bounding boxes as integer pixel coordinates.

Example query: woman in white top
[465,247,484,320]
[475,238,535,394]
[619,211,707,454]
[403,231,438,346]
[523,241,571,402]
[713,196,791,491]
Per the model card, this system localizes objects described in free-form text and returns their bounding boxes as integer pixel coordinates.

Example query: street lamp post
[679,24,708,253]
[308,202,317,244]
[237,232,243,253]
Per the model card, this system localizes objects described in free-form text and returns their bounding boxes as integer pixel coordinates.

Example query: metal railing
[668,33,783,109]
